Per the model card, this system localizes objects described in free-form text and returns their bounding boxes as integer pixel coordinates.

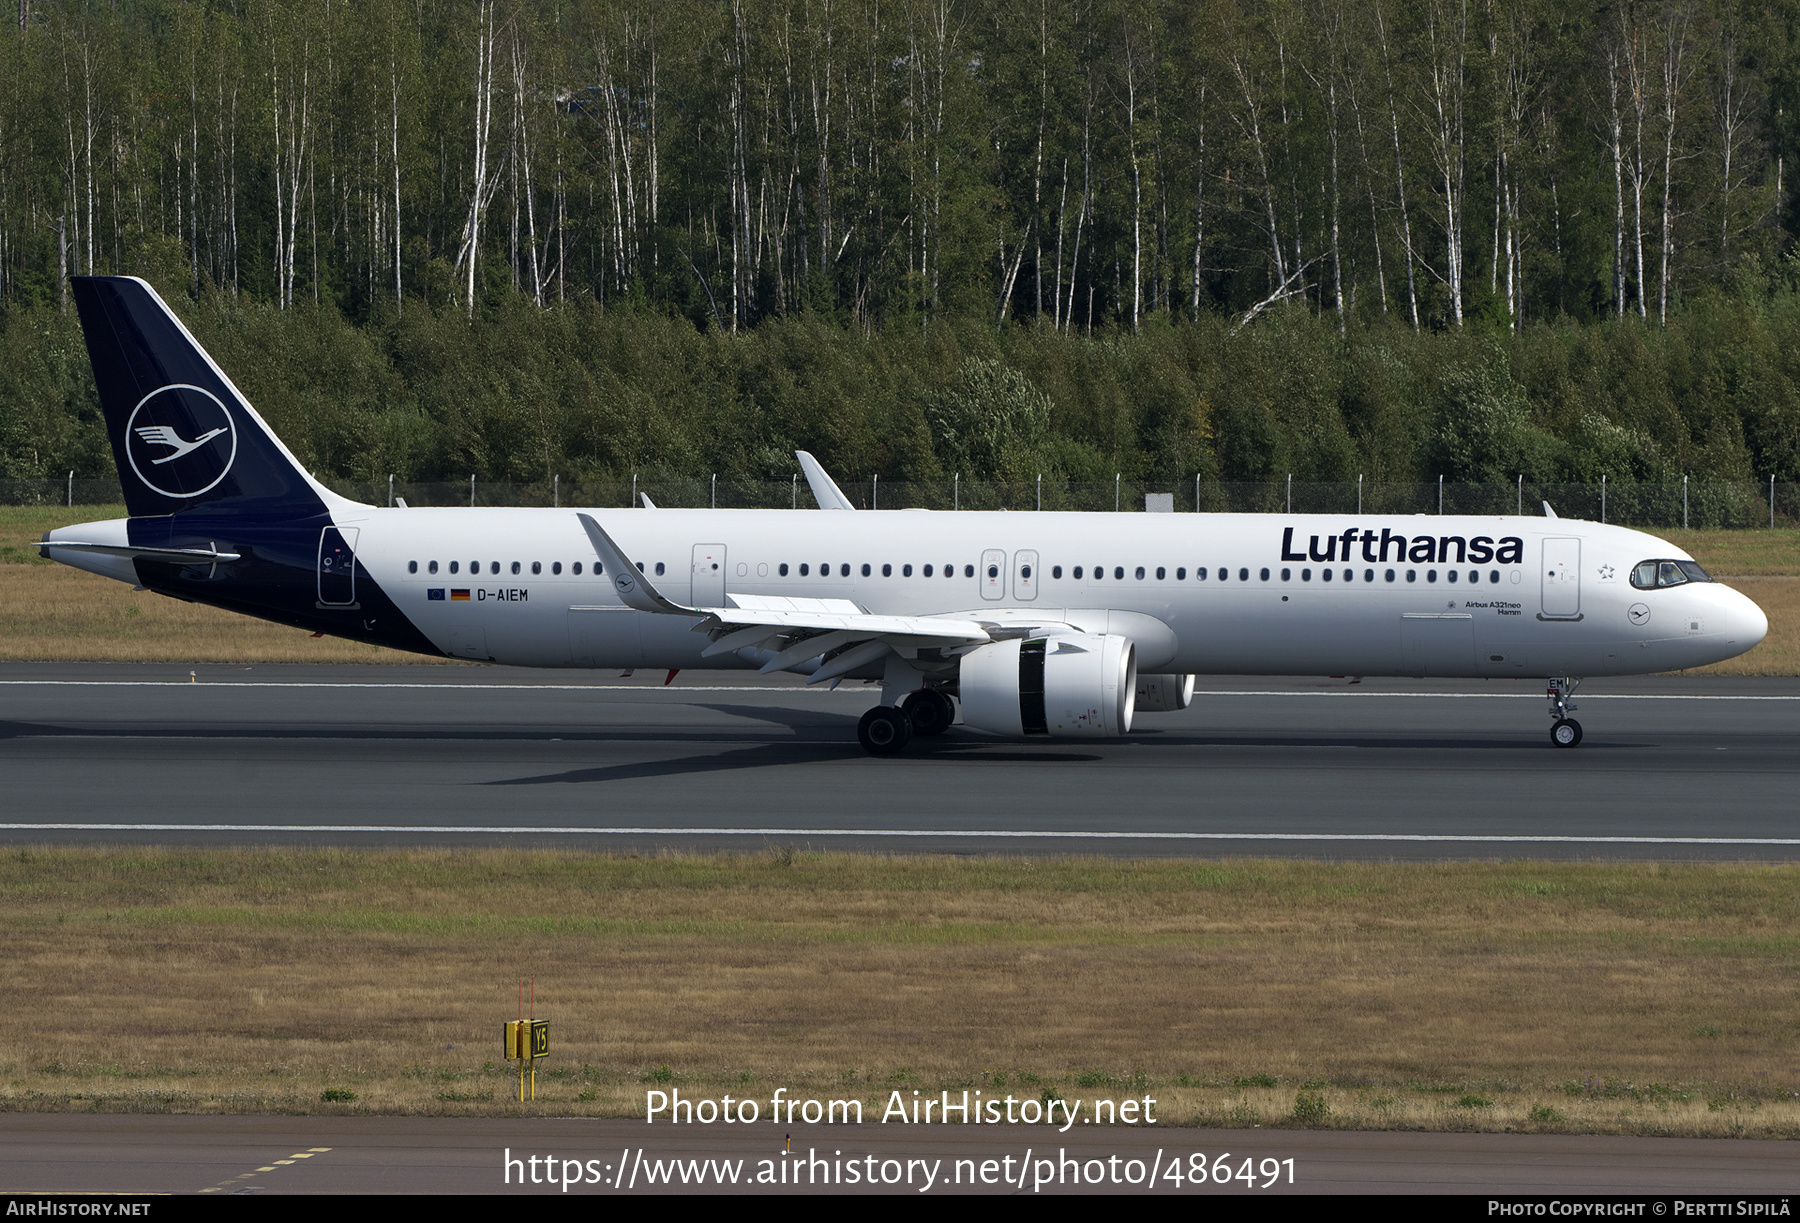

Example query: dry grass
[4,508,1799,671]
[1,848,1796,1137]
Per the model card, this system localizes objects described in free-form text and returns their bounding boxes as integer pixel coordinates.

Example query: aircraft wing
[795,450,857,510]
[576,513,1001,683]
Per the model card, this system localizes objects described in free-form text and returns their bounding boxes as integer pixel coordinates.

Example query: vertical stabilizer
[72,276,335,519]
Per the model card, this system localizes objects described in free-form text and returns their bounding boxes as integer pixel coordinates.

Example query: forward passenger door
[1541,538,1581,619]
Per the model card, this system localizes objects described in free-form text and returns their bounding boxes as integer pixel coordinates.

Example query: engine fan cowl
[959,633,1137,737]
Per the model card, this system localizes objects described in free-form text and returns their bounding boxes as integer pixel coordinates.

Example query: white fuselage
[290,507,1764,678]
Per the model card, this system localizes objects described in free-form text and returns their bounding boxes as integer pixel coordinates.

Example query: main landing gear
[902,689,956,737]
[858,690,956,756]
[1547,676,1583,748]
[858,705,913,755]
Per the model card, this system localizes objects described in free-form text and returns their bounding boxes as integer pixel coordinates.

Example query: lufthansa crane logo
[124,384,237,499]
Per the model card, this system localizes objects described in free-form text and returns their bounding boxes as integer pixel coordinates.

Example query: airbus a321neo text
[42,277,1767,754]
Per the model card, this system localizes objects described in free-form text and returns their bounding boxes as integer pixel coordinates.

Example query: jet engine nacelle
[1135,673,1195,713]
[958,633,1137,737]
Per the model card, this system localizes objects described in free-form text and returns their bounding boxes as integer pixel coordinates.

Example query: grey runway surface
[1,1115,1794,1195]
[1,662,1797,858]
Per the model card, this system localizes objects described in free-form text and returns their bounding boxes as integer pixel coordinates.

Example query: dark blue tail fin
[73,276,329,519]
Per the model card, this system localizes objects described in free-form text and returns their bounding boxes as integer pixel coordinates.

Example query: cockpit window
[1631,559,1713,589]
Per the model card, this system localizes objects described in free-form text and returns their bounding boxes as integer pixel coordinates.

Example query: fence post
[554,474,559,508]
[954,473,959,511]
[712,473,717,509]
[1115,473,1120,512]
[1516,474,1522,516]
[1601,474,1606,524]
[1198,472,1203,513]
[1286,473,1291,513]
[1683,475,1689,529]
[1439,474,1444,515]
[1773,475,1777,529]
[792,473,797,510]
[1357,473,1363,514]
[388,473,394,508]
[872,473,878,510]
[632,473,637,508]
[1037,473,1042,511]
[67,470,73,508]
[470,474,475,508]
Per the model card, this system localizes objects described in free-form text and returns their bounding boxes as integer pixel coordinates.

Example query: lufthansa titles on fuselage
[1279,525,1525,566]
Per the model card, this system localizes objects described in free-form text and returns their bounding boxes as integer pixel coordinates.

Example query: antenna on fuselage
[1542,500,1558,518]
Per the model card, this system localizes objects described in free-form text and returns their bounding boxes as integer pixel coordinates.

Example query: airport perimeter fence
[8,474,1800,530]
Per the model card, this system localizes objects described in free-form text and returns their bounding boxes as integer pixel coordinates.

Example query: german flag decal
[450,589,471,601]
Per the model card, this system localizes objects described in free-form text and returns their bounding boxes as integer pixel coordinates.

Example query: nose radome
[1728,587,1768,649]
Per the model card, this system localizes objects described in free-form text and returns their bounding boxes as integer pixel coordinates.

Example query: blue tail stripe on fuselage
[72,275,444,658]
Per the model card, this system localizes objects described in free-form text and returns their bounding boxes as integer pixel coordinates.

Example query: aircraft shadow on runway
[0,712,1668,761]
[481,703,1103,785]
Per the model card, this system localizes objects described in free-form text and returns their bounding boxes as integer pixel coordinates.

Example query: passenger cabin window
[449,561,460,574]
[531,561,541,575]
[1052,566,1062,579]
[573,562,583,575]
[408,561,418,573]
[429,560,439,574]
[964,565,974,578]
[1632,559,1713,589]
[923,564,933,577]
[1073,566,1084,579]
[552,562,562,575]
[1176,567,1186,580]
[512,561,522,575]
[842,564,852,577]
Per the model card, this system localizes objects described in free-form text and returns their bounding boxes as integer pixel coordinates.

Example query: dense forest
[0,0,1798,490]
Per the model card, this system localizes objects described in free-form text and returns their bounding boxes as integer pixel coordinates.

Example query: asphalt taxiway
[0,663,1795,858]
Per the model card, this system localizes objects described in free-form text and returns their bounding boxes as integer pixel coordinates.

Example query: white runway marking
[0,681,1796,700]
[2,824,1797,845]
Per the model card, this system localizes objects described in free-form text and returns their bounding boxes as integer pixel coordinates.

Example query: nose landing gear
[1547,677,1583,748]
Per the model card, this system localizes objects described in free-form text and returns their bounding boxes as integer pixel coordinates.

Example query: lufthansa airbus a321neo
[41,276,1768,754]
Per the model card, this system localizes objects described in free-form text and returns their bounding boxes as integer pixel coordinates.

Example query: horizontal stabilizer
[38,540,241,564]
